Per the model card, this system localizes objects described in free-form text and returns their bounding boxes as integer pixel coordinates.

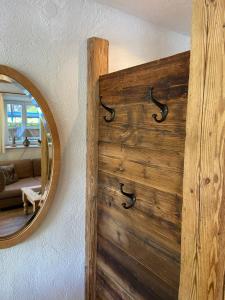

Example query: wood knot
[206,0,217,7]
[213,174,219,183]
[204,178,211,185]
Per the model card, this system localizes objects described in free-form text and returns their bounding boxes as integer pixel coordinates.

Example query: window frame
[4,99,41,146]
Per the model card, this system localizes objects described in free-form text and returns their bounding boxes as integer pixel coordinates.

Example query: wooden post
[86,37,109,300]
[179,0,225,299]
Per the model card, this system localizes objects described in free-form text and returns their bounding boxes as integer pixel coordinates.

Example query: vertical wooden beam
[86,37,109,300]
[179,0,225,299]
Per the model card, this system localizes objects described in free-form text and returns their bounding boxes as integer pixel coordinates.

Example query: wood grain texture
[179,1,225,299]
[97,235,177,300]
[96,267,133,300]
[86,37,109,300]
[99,171,182,227]
[97,187,181,285]
[97,51,190,299]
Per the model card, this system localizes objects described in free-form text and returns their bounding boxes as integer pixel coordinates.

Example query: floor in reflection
[0,207,34,237]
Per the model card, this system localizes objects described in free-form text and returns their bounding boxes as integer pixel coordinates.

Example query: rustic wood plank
[97,235,178,300]
[86,37,109,300]
[99,141,184,173]
[97,193,180,289]
[99,123,185,154]
[96,268,133,300]
[99,151,183,196]
[98,171,182,226]
[98,189,181,258]
[99,100,188,129]
[99,92,187,124]
[179,1,225,299]
[100,51,190,106]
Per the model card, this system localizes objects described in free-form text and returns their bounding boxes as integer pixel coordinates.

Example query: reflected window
[5,100,41,145]
[25,105,41,143]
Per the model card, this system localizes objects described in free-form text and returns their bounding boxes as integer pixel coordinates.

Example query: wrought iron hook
[120,183,136,209]
[147,87,168,123]
[99,96,115,123]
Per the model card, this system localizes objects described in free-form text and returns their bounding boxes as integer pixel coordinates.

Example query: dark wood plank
[96,268,133,300]
[99,51,190,106]
[99,124,186,154]
[98,171,182,227]
[98,194,180,255]
[99,141,184,175]
[98,188,180,258]
[97,189,180,289]
[99,94,188,126]
[99,96,187,125]
[97,235,178,300]
[99,151,183,196]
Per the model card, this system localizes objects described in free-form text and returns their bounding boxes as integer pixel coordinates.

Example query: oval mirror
[0,66,60,248]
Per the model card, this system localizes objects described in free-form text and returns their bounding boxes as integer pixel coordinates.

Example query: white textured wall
[0,1,190,299]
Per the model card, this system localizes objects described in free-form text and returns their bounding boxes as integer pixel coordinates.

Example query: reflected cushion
[0,164,18,185]
[0,170,6,192]
[0,159,33,179]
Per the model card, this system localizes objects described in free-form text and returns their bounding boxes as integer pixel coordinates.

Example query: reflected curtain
[0,94,5,153]
[41,121,49,194]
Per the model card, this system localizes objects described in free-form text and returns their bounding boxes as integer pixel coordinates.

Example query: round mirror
[0,66,60,248]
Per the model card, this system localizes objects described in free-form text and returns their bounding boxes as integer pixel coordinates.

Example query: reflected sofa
[0,159,41,210]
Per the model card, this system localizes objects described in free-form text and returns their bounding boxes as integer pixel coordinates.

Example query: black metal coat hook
[147,87,168,123]
[100,96,115,123]
[120,183,136,209]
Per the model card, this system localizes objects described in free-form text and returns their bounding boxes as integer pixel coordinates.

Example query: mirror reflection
[0,75,52,237]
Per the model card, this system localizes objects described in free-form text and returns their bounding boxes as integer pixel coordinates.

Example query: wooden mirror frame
[0,65,60,249]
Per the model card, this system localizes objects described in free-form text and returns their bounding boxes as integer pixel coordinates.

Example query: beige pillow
[0,164,18,185]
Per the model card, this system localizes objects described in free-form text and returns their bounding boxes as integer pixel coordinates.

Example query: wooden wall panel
[179,1,225,299]
[97,51,190,299]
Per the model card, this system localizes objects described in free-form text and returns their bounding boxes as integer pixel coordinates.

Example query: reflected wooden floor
[0,207,34,237]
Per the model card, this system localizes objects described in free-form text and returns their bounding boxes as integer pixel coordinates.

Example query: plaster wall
[0,0,190,299]
[94,0,192,35]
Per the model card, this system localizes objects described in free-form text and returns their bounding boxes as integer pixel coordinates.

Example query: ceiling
[95,0,192,35]
[0,77,30,101]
